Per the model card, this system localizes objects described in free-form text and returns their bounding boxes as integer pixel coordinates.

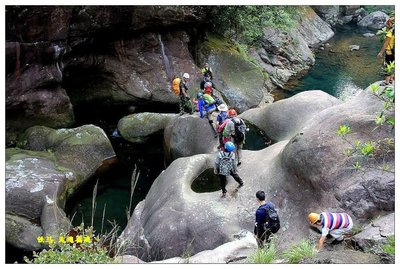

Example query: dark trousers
[256,228,272,248]
[219,171,243,193]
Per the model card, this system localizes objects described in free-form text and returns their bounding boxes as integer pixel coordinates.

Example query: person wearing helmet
[308,212,353,252]
[199,74,216,90]
[216,104,229,149]
[201,62,213,80]
[214,141,244,198]
[217,108,236,148]
[178,72,193,115]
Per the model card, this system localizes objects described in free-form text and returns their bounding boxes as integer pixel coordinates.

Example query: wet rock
[349,45,360,51]
[164,114,219,163]
[118,112,178,143]
[6,124,115,250]
[357,11,389,30]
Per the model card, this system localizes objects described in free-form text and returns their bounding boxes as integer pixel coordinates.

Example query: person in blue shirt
[254,190,278,248]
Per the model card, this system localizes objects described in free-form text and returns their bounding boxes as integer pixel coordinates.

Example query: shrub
[283,240,315,264]
[249,242,276,263]
[24,225,115,264]
[382,235,395,255]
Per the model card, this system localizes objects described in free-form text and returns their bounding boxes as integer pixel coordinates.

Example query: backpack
[218,151,234,176]
[171,77,181,95]
[264,206,280,234]
[203,94,216,106]
[233,118,246,143]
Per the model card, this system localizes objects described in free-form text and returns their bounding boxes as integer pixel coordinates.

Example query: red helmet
[228,109,237,117]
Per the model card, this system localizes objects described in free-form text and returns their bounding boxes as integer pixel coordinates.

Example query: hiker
[254,190,280,248]
[377,16,395,85]
[204,83,223,106]
[308,212,354,252]
[201,62,213,80]
[200,75,217,90]
[178,73,193,115]
[220,109,247,165]
[230,116,247,166]
[216,104,229,149]
[218,108,237,148]
[197,92,217,120]
[214,141,243,198]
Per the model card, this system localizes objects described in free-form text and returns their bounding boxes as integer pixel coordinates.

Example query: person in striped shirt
[308,212,353,252]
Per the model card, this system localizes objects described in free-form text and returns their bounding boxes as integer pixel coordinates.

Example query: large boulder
[118,112,179,143]
[353,213,394,251]
[240,90,341,142]
[120,83,394,262]
[6,124,115,250]
[357,11,389,30]
[120,141,314,261]
[5,6,209,144]
[164,114,219,163]
[281,86,394,219]
[198,35,266,113]
[253,6,334,90]
[312,6,340,26]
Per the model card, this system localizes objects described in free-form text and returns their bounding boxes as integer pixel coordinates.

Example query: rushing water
[284,24,383,99]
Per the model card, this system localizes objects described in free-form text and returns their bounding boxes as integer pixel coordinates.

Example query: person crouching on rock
[308,212,353,252]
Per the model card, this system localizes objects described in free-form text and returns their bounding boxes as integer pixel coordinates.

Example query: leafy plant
[249,242,277,263]
[382,235,395,255]
[337,124,351,136]
[24,225,115,264]
[361,141,375,156]
[283,240,314,264]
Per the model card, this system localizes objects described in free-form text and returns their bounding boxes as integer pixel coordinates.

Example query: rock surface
[5,124,115,250]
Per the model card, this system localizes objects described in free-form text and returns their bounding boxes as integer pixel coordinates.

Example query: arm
[214,153,220,174]
[317,235,327,252]
[254,208,266,236]
[378,37,390,58]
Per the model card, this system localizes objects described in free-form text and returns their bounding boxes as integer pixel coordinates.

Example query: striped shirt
[320,212,352,236]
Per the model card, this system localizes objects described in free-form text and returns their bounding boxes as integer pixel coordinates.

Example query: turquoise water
[284,24,383,98]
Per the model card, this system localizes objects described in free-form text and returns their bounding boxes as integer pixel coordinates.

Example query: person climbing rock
[308,212,353,252]
[219,108,247,165]
[200,74,217,90]
[377,16,395,85]
[216,104,229,149]
[254,191,280,248]
[197,92,218,136]
[214,141,243,198]
[204,83,223,106]
[179,73,194,115]
[201,62,213,80]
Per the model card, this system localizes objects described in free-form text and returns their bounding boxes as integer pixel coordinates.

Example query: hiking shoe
[237,161,242,166]
[237,183,244,189]
[221,192,227,198]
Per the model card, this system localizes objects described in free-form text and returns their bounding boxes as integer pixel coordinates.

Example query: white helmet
[183,73,190,79]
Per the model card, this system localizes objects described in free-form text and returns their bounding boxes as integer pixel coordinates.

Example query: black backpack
[264,206,280,234]
[233,118,246,143]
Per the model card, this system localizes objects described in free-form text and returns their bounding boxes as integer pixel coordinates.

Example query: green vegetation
[282,240,315,264]
[24,225,114,264]
[337,80,395,172]
[382,235,395,255]
[209,6,300,46]
[249,242,277,263]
